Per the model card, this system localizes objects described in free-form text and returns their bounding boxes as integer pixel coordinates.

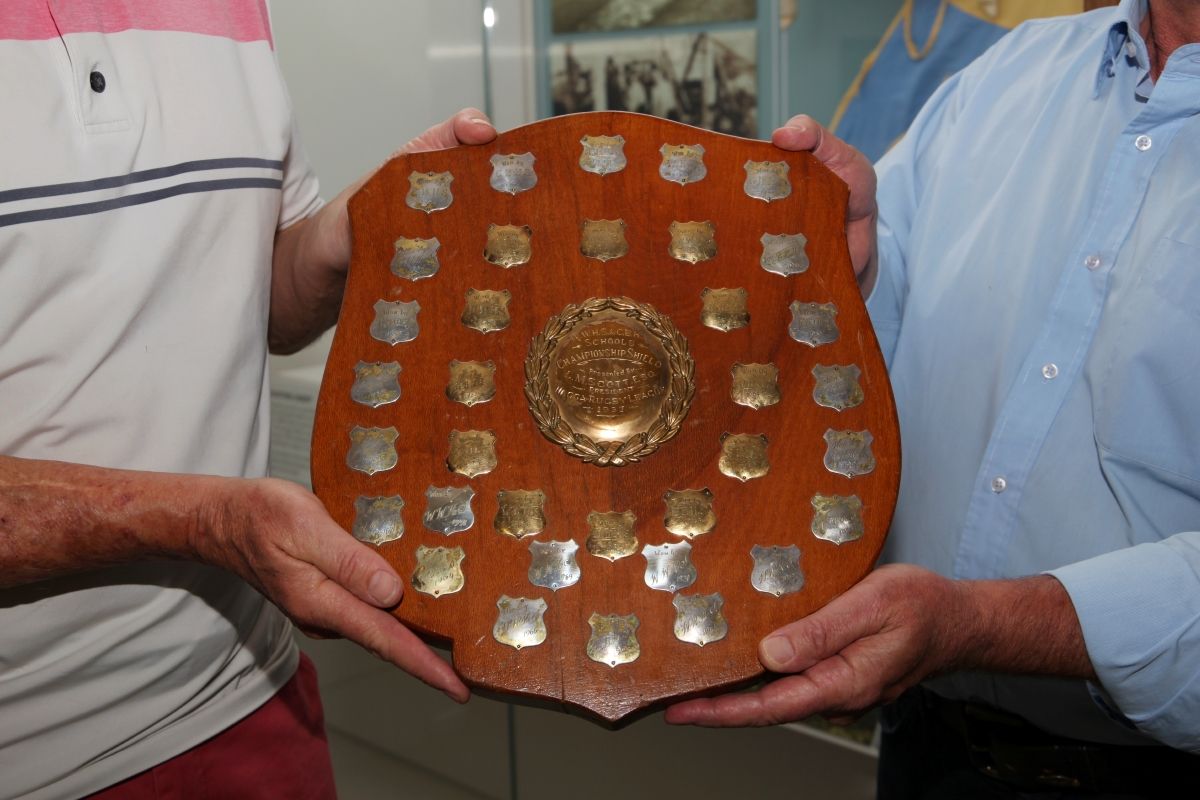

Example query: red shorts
[87,653,337,799]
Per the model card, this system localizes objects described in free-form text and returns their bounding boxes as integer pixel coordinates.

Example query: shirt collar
[1095,0,1151,98]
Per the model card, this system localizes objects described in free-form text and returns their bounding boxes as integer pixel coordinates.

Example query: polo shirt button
[90,71,106,93]
[1041,363,1059,380]
[991,476,1008,493]
[1134,134,1152,151]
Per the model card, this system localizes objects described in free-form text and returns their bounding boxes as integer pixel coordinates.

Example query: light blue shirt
[867,0,1200,751]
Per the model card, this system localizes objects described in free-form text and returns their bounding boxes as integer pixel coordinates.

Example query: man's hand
[197,476,469,702]
[772,115,878,289]
[664,565,1094,727]
[269,108,498,354]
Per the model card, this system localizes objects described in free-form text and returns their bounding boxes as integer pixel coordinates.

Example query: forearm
[949,573,1095,680]
[268,188,353,355]
[0,454,216,588]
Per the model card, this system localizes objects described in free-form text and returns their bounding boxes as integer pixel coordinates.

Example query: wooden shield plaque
[311,111,899,724]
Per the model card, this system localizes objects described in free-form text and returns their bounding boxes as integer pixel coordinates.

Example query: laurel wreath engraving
[524,297,695,467]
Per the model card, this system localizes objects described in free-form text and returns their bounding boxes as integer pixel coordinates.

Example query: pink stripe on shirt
[3,0,273,47]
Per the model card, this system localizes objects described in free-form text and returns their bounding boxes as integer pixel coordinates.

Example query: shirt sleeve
[1049,534,1200,752]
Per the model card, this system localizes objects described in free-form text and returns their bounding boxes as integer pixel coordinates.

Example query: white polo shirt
[0,2,323,797]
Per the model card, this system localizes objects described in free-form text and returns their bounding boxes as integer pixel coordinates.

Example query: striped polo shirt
[0,2,323,797]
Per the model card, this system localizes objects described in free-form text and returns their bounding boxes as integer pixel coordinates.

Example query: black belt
[921,688,1200,796]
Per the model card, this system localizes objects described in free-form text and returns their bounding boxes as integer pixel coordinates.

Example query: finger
[771,115,876,221]
[306,578,470,702]
[770,114,821,152]
[299,523,404,609]
[758,587,885,673]
[665,671,828,727]
[397,107,497,156]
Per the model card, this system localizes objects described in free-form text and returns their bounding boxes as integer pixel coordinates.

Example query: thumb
[772,114,876,222]
[396,107,497,157]
[759,590,881,673]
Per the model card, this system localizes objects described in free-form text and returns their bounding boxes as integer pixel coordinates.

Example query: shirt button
[1084,254,1102,270]
[1135,134,1152,151]
[1041,363,1059,380]
[89,71,106,93]
[991,477,1008,493]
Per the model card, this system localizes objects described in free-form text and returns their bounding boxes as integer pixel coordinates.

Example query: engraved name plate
[760,233,809,277]
[586,510,637,561]
[406,171,453,213]
[669,221,716,264]
[446,360,496,407]
[659,144,706,185]
[700,287,749,332]
[391,236,441,281]
[730,363,781,410]
[823,430,876,478]
[494,595,548,649]
[811,494,865,545]
[484,223,532,268]
[351,361,401,408]
[370,299,420,345]
[663,488,716,539]
[423,485,475,535]
[528,539,581,591]
[718,433,769,482]
[462,288,511,334]
[352,495,405,545]
[812,364,864,412]
[586,613,640,667]
[744,160,791,203]
[788,301,839,348]
[580,219,628,262]
[490,153,537,195]
[412,545,465,597]
[750,544,804,597]
[673,593,728,647]
[580,134,627,175]
[642,541,697,593]
[447,429,497,478]
[495,489,546,540]
[346,426,398,475]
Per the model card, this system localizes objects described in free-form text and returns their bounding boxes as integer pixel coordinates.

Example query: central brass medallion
[525,297,694,466]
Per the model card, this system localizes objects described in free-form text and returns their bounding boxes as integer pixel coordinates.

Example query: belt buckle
[960,702,1087,791]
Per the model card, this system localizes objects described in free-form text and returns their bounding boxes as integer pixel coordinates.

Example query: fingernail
[368,571,401,605]
[761,635,794,668]
[469,116,490,125]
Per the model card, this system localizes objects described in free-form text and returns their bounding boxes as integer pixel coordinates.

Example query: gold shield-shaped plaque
[663,488,716,539]
[312,111,901,726]
[700,287,749,332]
[743,160,792,203]
[812,364,865,411]
[586,613,640,667]
[495,489,546,540]
[525,297,695,467]
[669,221,716,264]
[718,433,769,482]
[446,430,497,478]
[750,545,804,597]
[461,288,511,334]
[730,363,781,410]
[579,134,627,175]
[659,144,706,185]
[390,236,441,281]
[823,430,876,478]
[489,152,537,195]
[494,595,549,650]
[406,170,453,214]
[580,219,628,262]
[346,426,398,475]
[350,361,401,408]
[673,593,728,647]
[446,360,496,407]
[484,223,532,268]
[412,545,465,597]
[586,510,637,561]
[370,299,420,345]
[811,494,865,545]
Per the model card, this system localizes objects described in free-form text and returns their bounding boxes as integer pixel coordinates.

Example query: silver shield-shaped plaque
[352,495,405,546]
[659,143,706,185]
[730,363,781,410]
[489,152,537,195]
[406,170,453,214]
[669,221,716,264]
[484,223,532,268]
[663,488,716,539]
[586,510,638,561]
[390,236,441,281]
[673,593,728,647]
[446,360,496,407]
[788,301,839,347]
[580,219,629,262]
[422,485,475,535]
[812,364,864,412]
[586,613,640,667]
[493,595,548,650]
[579,134,627,175]
[370,299,420,345]
[346,426,398,475]
[462,288,511,334]
[744,160,791,203]
[823,429,876,478]
[760,233,809,277]
[811,494,865,545]
[718,433,770,482]
[750,544,804,597]
[642,541,697,593]
[528,539,581,591]
[412,545,465,597]
[700,287,749,332]
[351,361,401,408]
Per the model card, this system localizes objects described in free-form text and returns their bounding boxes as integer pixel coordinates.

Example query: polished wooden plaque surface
[311,111,900,724]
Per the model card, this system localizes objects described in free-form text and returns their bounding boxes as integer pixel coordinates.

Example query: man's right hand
[772,115,878,288]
